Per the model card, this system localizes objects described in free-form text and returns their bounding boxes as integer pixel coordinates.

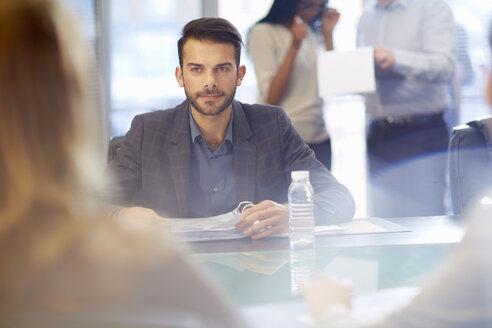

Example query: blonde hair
[0,0,100,232]
[0,0,106,305]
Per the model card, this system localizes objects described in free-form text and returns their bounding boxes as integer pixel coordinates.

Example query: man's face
[175,38,245,117]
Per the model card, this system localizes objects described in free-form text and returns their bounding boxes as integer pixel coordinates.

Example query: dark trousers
[367,113,449,218]
[308,138,332,170]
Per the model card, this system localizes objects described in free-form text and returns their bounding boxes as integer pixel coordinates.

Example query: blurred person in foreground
[104,17,355,239]
[247,0,340,170]
[302,21,492,328]
[0,0,248,326]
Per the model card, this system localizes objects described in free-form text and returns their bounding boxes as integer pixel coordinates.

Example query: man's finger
[243,215,286,237]
[251,223,287,240]
[242,216,277,236]
[237,203,274,229]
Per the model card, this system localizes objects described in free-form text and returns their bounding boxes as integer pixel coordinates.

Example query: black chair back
[449,116,492,214]
[107,136,124,164]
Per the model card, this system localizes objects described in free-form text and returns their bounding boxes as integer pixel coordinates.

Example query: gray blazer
[104,100,355,224]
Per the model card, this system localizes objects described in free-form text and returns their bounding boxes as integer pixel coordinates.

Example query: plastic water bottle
[288,170,315,249]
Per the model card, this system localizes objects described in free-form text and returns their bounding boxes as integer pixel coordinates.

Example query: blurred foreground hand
[111,206,170,224]
[302,275,353,321]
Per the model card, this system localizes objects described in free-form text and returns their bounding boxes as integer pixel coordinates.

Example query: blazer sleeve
[277,109,356,224]
[101,115,145,205]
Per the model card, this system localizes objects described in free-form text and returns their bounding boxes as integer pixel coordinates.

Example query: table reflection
[190,242,455,306]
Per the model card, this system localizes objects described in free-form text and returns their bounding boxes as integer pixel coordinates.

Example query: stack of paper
[168,202,249,242]
[167,203,410,243]
[168,206,345,242]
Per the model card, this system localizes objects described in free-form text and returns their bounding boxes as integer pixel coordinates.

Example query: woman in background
[302,20,492,328]
[0,0,247,327]
[247,0,339,169]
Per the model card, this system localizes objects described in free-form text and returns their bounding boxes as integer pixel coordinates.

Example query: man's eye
[191,67,201,72]
[218,67,229,72]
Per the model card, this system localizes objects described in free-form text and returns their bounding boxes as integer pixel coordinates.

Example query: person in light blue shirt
[303,20,492,328]
[357,0,455,218]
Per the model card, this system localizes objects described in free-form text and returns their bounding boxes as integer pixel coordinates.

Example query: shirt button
[213,186,218,192]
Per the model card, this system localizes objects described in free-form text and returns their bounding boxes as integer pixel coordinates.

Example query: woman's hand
[321,7,340,50]
[321,7,340,34]
[290,15,308,48]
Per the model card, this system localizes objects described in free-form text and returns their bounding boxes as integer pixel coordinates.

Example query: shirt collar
[189,106,234,145]
[374,0,407,10]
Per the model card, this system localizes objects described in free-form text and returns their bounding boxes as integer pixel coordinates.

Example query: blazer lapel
[168,101,192,217]
[232,101,257,204]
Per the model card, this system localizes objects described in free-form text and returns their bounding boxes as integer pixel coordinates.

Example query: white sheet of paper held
[317,47,375,97]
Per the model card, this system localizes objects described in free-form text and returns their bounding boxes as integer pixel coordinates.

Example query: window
[446,0,492,124]
[60,0,96,41]
[60,0,108,155]
[110,0,201,136]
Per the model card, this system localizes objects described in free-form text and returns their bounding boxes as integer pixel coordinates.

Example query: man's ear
[236,65,246,86]
[175,66,184,87]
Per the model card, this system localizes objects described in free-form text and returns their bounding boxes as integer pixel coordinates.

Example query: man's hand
[374,46,395,70]
[235,200,289,240]
[110,206,170,223]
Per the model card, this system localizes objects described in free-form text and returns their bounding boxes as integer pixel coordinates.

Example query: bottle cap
[291,170,309,180]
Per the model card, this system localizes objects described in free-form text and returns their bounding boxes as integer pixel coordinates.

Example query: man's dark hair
[177,17,243,68]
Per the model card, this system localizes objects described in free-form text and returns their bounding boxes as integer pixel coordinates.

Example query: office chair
[448,116,492,215]
[107,136,124,164]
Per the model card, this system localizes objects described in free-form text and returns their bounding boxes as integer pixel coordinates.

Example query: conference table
[2,215,466,328]
[186,215,466,326]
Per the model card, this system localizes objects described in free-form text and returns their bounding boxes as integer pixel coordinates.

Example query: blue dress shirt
[357,0,455,119]
[188,109,237,218]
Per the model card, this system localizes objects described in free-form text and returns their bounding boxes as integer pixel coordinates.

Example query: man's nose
[204,71,217,89]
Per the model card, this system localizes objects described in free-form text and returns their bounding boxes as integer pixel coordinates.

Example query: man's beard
[184,81,237,116]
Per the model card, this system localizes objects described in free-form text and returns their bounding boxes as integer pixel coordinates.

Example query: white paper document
[342,217,410,234]
[167,201,344,242]
[167,205,409,242]
[317,46,375,97]
[168,201,251,242]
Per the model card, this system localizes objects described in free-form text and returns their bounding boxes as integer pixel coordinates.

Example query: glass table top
[190,242,456,306]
